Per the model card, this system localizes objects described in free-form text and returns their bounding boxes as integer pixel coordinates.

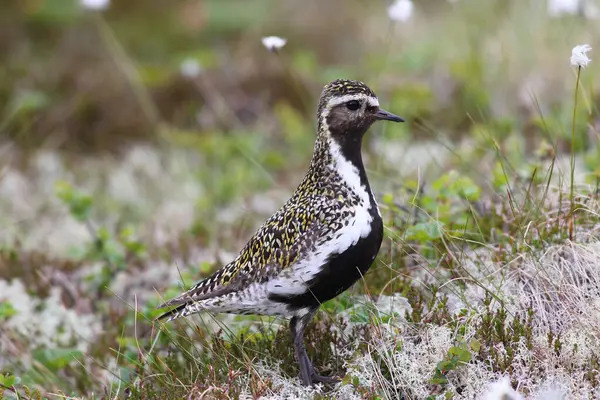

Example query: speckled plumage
[156,79,404,386]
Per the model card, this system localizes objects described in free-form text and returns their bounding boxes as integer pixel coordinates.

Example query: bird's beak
[375,108,404,123]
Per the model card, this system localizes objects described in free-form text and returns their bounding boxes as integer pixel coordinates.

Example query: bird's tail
[154,303,189,322]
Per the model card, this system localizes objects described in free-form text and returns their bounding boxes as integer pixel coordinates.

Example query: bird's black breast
[269,209,384,310]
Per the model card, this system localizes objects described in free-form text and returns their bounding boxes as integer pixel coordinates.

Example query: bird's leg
[290,311,341,386]
[290,315,312,385]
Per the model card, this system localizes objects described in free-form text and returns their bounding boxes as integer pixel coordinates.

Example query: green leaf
[0,301,17,320]
[0,373,17,387]
[54,181,93,222]
[405,221,445,242]
[437,358,458,372]
[340,374,353,385]
[452,176,481,201]
[429,369,448,385]
[448,346,472,363]
[432,171,481,202]
[470,339,481,352]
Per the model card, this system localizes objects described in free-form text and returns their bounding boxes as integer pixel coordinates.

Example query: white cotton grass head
[80,0,110,11]
[547,0,580,17]
[482,376,524,400]
[179,58,202,79]
[388,0,414,22]
[261,36,287,53]
[570,44,592,68]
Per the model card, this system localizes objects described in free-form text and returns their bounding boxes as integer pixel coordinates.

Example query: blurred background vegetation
[1,0,599,398]
[2,0,597,153]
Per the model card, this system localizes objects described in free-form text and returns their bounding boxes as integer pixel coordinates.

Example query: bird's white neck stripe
[326,137,371,206]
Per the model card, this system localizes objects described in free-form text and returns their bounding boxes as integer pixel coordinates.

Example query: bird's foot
[310,372,340,385]
[298,372,340,386]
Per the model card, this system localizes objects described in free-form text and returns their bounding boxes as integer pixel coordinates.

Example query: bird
[155,79,404,386]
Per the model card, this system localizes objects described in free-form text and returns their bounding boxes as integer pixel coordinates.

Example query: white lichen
[0,279,102,356]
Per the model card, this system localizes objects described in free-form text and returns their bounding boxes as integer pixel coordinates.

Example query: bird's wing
[155,193,338,314]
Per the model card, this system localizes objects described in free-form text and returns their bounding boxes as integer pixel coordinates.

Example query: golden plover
[156,79,404,386]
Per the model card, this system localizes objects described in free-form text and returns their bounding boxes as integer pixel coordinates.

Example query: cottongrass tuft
[570,44,592,68]
[80,0,110,11]
[261,36,287,53]
[481,376,524,400]
[387,0,414,22]
[547,0,580,17]
[180,58,203,79]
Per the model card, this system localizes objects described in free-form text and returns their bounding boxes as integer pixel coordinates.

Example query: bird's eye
[345,100,360,111]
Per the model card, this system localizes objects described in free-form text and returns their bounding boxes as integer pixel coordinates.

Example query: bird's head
[317,79,404,144]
